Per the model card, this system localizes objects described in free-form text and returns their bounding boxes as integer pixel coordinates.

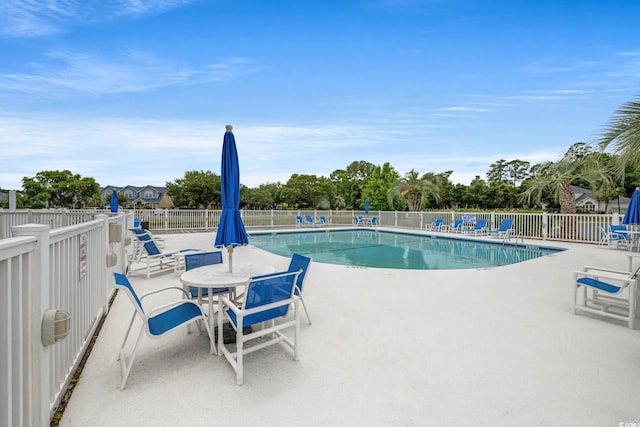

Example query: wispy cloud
[0,0,193,38]
[0,49,261,95]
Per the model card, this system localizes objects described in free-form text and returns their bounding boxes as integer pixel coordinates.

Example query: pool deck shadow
[59,228,640,427]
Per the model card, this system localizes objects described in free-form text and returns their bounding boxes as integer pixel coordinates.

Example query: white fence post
[12,224,51,427]
[542,211,548,240]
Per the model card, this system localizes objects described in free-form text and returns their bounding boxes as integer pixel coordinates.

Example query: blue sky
[1,0,639,191]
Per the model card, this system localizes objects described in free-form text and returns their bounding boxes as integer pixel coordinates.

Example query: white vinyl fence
[0,209,627,245]
[1,213,130,427]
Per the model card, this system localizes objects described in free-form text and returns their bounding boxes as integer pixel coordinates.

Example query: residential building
[100,185,173,209]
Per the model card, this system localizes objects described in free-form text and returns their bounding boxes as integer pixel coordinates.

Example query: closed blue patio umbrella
[214,125,249,272]
[622,188,640,226]
[109,190,118,213]
[364,197,369,214]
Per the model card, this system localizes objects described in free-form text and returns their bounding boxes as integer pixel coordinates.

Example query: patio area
[59,230,640,426]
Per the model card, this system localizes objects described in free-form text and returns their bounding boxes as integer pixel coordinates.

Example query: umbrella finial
[225,124,233,132]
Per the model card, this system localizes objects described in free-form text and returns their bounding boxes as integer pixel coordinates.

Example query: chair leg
[236,320,244,386]
[119,327,144,390]
[117,310,138,361]
[299,295,312,325]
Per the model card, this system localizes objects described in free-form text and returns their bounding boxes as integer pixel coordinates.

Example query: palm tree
[519,156,614,214]
[387,170,439,211]
[598,96,640,181]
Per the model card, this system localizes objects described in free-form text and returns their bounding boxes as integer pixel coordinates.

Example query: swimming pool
[248,229,563,270]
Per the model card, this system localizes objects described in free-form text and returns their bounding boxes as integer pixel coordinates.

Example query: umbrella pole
[227,245,233,273]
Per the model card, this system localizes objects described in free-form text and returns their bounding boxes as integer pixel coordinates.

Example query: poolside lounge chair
[368,216,377,227]
[319,216,329,226]
[354,216,365,226]
[129,239,201,279]
[114,273,214,390]
[296,215,303,227]
[574,264,640,328]
[426,218,444,231]
[305,215,321,227]
[129,228,167,266]
[487,218,513,240]
[464,218,488,236]
[218,270,301,385]
[446,219,463,233]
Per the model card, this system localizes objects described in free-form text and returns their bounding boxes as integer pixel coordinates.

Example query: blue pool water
[248,229,563,270]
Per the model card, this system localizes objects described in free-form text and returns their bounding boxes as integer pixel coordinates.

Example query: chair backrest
[185,251,222,271]
[114,273,145,318]
[452,219,463,229]
[143,240,162,256]
[287,253,311,294]
[132,229,152,242]
[610,224,628,236]
[499,218,513,231]
[371,216,377,225]
[435,218,444,226]
[475,219,488,229]
[296,215,303,223]
[242,270,300,326]
[133,218,142,229]
[305,215,314,222]
[319,216,327,224]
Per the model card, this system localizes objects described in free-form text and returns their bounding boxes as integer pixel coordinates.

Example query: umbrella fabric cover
[110,190,118,213]
[365,197,369,214]
[214,125,249,271]
[622,188,640,225]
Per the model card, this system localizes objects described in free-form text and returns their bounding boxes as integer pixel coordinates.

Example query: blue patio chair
[369,216,377,227]
[132,218,142,230]
[287,253,312,325]
[608,224,633,250]
[305,214,320,227]
[488,218,514,239]
[319,215,329,226]
[184,251,229,301]
[426,218,445,231]
[574,264,640,328]
[296,215,303,227]
[464,218,488,236]
[114,273,214,390]
[446,219,463,233]
[354,216,365,226]
[218,270,302,385]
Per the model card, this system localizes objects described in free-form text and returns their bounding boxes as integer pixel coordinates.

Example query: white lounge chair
[574,264,640,328]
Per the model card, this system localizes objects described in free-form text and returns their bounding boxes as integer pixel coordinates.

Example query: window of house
[144,190,154,198]
[124,191,133,199]
[584,202,595,212]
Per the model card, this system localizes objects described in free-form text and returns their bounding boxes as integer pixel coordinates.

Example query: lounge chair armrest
[579,266,632,276]
[141,286,190,300]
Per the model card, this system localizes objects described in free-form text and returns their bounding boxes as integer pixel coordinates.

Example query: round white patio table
[180,262,276,352]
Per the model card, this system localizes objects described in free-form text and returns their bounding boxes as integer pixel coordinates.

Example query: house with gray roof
[572,185,629,214]
[100,185,173,209]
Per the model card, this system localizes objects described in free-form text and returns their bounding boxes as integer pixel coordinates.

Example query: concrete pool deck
[59,229,640,426]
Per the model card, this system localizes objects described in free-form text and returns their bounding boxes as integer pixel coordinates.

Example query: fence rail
[0,208,628,245]
[1,213,130,427]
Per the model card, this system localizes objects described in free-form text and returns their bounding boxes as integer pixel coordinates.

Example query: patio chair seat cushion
[147,302,204,336]
[576,277,622,294]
